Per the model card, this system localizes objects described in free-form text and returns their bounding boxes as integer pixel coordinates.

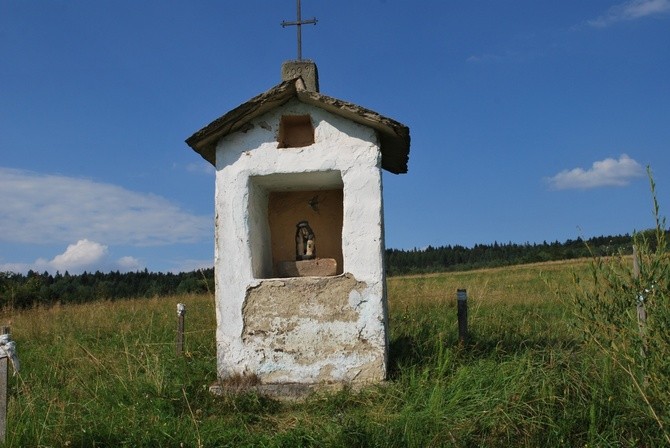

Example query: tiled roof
[186,77,410,174]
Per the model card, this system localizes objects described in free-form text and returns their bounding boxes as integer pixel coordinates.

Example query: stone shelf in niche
[276,258,337,278]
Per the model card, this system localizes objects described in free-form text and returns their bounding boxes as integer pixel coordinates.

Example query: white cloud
[546,154,645,190]
[49,239,108,272]
[0,239,144,274]
[117,256,142,271]
[0,167,210,246]
[588,0,670,27]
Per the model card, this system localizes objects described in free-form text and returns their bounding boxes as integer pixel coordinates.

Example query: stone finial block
[281,60,319,92]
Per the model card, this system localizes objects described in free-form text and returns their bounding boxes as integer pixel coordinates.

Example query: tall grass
[0,260,665,446]
[572,171,670,444]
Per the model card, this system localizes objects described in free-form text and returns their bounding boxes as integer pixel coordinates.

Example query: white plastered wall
[214,99,388,383]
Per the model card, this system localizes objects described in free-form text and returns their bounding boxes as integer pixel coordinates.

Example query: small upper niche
[277,115,314,148]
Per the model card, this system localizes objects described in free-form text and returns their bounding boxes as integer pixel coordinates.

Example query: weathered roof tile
[186,77,410,174]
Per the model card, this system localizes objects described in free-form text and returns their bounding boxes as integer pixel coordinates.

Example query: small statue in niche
[295,221,316,260]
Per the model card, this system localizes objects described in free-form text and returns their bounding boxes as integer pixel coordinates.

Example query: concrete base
[209,379,382,401]
[276,258,337,277]
[210,381,333,401]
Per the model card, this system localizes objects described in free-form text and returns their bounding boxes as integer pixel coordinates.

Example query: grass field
[1,259,665,447]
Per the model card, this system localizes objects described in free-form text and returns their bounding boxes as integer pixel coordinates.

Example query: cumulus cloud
[545,154,645,190]
[588,0,670,27]
[0,239,143,274]
[117,256,143,271]
[48,239,108,272]
[0,167,210,246]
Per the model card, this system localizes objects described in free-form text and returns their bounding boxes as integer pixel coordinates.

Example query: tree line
[0,268,214,310]
[1,231,665,308]
[385,232,662,276]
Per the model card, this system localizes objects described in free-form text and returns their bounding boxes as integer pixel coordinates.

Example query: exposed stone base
[235,274,387,385]
[276,258,337,277]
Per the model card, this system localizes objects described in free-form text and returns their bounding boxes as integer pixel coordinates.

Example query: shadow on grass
[388,320,581,379]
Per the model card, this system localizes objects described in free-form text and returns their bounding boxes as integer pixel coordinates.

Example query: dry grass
[0,260,663,446]
[387,258,591,310]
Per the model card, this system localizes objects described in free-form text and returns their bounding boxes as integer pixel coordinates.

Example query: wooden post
[633,246,647,358]
[0,326,9,444]
[633,245,646,322]
[177,304,186,356]
[457,289,468,346]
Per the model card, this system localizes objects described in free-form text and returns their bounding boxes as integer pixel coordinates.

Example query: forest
[385,232,641,275]
[0,268,214,310]
[0,231,661,309]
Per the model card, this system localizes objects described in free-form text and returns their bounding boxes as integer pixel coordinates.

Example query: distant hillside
[384,232,665,276]
[2,231,666,308]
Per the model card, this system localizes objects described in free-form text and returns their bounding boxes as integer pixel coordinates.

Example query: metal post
[177,304,186,356]
[281,0,317,61]
[296,0,303,60]
[457,289,468,346]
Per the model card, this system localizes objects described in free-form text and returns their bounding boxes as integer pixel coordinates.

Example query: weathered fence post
[633,246,647,358]
[0,326,19,444]
[0,326,10,444]
[457,289,468,346]
[633,245,647,323]
[177,303,186,356]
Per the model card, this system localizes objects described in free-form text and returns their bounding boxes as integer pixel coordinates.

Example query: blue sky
[1,1,669,274]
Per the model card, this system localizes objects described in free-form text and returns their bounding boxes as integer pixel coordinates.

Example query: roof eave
[185,79,299,166]
[185,78,410,174]
[296,90,410,174]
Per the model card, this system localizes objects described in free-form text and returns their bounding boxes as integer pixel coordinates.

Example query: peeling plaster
[213,100,389,387]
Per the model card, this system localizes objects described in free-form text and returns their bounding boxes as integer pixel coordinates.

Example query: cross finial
[281,0,317,61]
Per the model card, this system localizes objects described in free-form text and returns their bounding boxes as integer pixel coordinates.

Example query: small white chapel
[186,53,410,393]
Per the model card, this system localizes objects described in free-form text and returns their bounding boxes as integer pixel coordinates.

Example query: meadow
[1,259,665,447]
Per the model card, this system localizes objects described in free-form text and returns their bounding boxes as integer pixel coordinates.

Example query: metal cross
[281,0,317,60]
